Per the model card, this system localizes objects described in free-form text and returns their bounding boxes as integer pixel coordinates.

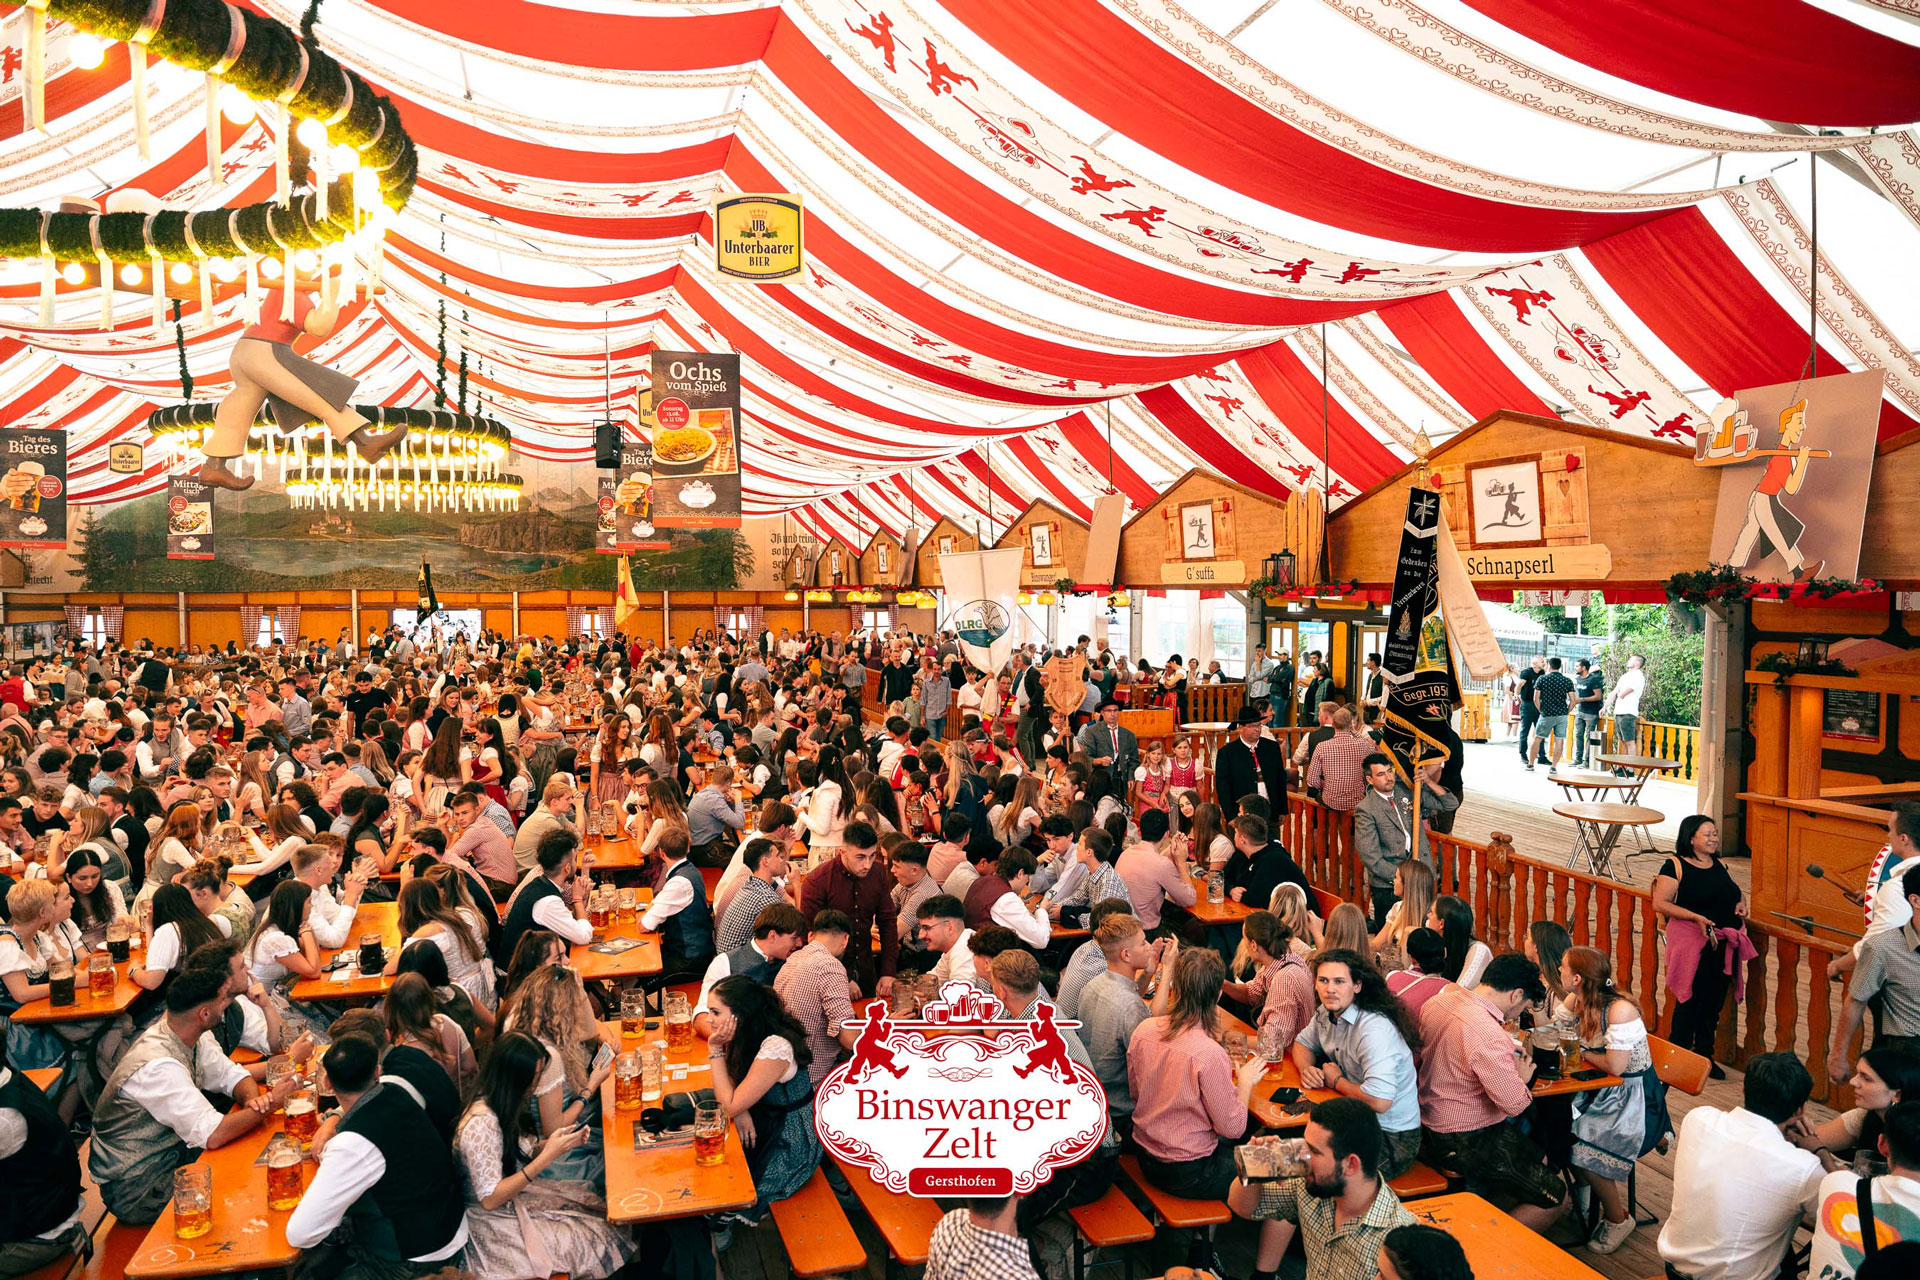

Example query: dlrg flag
[1379,487,1460,782]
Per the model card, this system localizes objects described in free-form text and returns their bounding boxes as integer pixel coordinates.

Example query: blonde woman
[1370,860,1437,974]
[501,965,615,1185]
[1268,883,1322,960]
[1318,901,1373,963]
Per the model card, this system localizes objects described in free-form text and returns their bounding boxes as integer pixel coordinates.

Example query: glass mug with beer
[173,1165,213,1239]
[614,1051,643,1112]
[285,1088,319,1148]
[692,1100,726,1166]
[589,889,611,931]
[664,992,694,1053]
[616,889,638,926]
[357,933,385,974]
[265,1134,304,1211]
[620,990,646,1039]
[47,954,75,1007]
[106,917,132,964]
[88,948,116,1000]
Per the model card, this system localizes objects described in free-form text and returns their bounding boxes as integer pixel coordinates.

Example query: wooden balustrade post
[1807,950,1839,1106]
[1641,899,1665,1037]
[1571,878,1592,946]
[1726,927,1768,1067]
[1769,936,1801,1070]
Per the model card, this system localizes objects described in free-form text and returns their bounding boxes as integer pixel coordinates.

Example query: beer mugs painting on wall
[0,429,67,549]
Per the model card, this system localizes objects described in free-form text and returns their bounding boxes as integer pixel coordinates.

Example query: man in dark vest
[637,825,715,980]
[287,1035,469,1279]
[90,965,293,1224]
[962,847,1051,947]
[0,1040,88,1275]
[692,901,807,1038]
[501,829,593,959]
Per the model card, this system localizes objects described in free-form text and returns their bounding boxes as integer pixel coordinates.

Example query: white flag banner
[940,547,1025,676]
[1435,518,1509,681]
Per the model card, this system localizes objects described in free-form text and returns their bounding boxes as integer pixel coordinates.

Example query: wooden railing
[1281,794,1859,1105]
[1597,716,1702,784]
[1188,683,1246,725]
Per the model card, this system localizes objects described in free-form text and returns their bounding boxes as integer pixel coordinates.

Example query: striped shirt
[1246,952,1316,1048]
[926,1209,1040,1280]
[1415,982,1536,1133]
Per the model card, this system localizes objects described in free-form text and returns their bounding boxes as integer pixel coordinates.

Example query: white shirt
[118,1031,252,1150]
[1611,668,1645,716]
[1860,853,1920,954]
[987,889,1051,948]
[931,929,984,990]
[1658,1106,1824,1280]
[285,1127,470,1260]
[0,1067,85,1238]
[144,913,234,974]
[639,859,698,933]
[507,872,593,945]
[308,882,357,950]
[1809,1168,1920,1280]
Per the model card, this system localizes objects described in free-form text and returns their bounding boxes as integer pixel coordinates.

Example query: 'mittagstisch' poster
[649,351,741,529]
[166,475,215,560]
[0,429,67,549]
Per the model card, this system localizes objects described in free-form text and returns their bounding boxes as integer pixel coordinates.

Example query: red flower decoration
[1564,453,1581,474]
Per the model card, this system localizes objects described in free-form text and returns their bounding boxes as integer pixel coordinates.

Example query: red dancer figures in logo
[1012,1004,1076,1085]
[846,1014,909,1084]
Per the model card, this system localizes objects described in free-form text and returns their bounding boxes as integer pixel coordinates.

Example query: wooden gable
[993,498,1092,588]
[811,537,861,587]
[859,532,905,587]
[1117,468,1287,588]
[914,518,978,589]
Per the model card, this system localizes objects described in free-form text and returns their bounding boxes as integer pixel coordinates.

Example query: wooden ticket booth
[811,537,860,588]
[859,533,905,588]
[913,518,976,593]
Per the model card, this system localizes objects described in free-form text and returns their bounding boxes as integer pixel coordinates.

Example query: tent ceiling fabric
[4,0,1919,538]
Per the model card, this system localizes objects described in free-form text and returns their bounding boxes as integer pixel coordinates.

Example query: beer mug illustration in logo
[4,462,45,513]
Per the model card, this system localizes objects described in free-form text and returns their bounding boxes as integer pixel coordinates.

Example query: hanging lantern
[1016,591,1033,606]
[1264,549,1296,592]
[1037,590,1057,605]
[1107,590,1131,609]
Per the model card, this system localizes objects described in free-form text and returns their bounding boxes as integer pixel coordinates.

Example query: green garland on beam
[0,0,415,265]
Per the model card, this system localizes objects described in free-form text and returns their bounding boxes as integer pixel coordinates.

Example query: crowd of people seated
[0,625,1909,1280]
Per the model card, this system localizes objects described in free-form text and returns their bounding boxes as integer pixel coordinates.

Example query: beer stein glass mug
[88,947,116,1000]
[47,954,75,1007]
[664,993,693,1052]
[693,1100,726,1166]
[620,989,646,1039]
[614,1051,642,1112]
[172,1165,213,1238]
[640,1045,665,1103]
[265,1133,304,1210]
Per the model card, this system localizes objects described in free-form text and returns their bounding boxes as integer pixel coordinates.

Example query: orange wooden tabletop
[12,954,145,1025]
[288,902,401,1003]
[598,1047,756,1224]
[125,1114,301,1278]
[1185,873,1257,925]
[582,837,650,872]
[1249,1055,1625,1128]
[571,917,664,983]
[1408,1192,1607,1280]
[23,1067,60,1091]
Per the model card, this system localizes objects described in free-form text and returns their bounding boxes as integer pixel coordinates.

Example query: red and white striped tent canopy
[6,0,1919,548]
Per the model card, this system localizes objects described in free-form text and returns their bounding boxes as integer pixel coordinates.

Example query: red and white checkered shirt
[1415,982,1536,1133]
[773,940,855,1086]
[1306,729,1376,812]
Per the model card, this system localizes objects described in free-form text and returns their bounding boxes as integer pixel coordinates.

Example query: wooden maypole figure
[199,288,408,491]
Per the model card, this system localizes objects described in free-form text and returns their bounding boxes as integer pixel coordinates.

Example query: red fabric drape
[1377,293,1555,422]
[1134,387,1289,499]
[1235,344,1402,488]
[1582,208,1919,441]
[1458,0,1920,128]
[933,0,1672,253]
[278,606,302,646]
[239,607,264,648]
[360,0,779,71]
[1054,413,1159,509]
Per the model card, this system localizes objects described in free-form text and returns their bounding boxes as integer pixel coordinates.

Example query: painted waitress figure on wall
[1729,399,1825,582]
[197,287,408,490]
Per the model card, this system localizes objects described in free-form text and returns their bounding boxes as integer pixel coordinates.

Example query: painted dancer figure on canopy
[198,288,408,491]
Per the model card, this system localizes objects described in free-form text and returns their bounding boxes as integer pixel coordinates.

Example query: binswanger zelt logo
[815,981,1108,1197]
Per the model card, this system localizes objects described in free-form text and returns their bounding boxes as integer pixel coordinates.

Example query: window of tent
[727,609,750,636]
[79,612,110,650]
[1208,599,1248,677]
[859,608,890,632]
[255,610,286,648]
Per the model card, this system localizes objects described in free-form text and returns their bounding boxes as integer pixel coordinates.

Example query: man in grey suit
[1352,752,1459,930]
[1074,701,1138,791]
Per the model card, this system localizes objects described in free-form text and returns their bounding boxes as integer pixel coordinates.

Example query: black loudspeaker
[593,420,620,469]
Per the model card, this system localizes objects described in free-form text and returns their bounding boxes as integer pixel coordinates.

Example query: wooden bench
[770,1168,868,1278]
[1068,1184,1155,1280]
[78,1219,145,1280]
[1387,1162,1449,1199]
[832,1155,944,1280]
[1117,1153,1231,1254]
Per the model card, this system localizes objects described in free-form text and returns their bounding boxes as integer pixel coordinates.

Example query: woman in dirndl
[702,976,821,1251]
[1562,946,1668,1257]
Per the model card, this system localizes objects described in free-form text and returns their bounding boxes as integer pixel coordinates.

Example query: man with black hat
[1074,700,1139,790]
[1215,705,1289,822]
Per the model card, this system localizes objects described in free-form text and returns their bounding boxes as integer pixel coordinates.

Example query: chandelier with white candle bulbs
[146,406,520,515]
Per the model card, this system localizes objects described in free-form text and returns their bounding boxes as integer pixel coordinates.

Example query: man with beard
[1227,1097,1417,1280]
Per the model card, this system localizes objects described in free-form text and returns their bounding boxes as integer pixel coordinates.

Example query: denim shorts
[1536,714,1569,740]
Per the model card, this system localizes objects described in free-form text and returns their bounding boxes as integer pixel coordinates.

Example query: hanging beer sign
[713,193,804,282]
[108,442,145,474]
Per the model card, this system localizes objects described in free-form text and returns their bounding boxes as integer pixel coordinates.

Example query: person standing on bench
[0,1037,88,1278]
[89,964,297,1224]
[1125,948,1271,1266]
[287,1034,469,1280]
[1227,1097,1418,1280]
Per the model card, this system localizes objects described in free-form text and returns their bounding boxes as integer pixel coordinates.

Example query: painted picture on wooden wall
[1466,458,1543,546]
[1703,369,1885,583]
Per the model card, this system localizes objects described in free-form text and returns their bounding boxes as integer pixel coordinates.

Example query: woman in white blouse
[230,803,309,896]
[793,758,846,855]
[145,803,203,885]
[1427,894,1494,990]
[382,878,496,1012]
[247,881,325,1035]
[131,883,231,991]
[453,1031,632,1280]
